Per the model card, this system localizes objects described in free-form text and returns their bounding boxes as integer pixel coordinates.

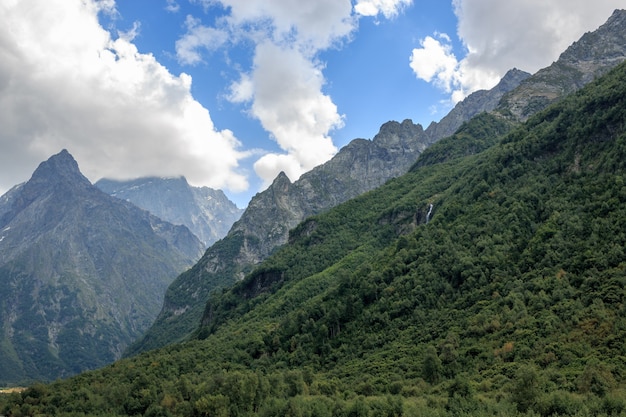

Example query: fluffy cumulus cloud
[248,42,343,186]
[226,41,345,186]
[410,0,625,103]
[354,0,413,18]
[409,33,470,103]
[178,0,362,185]
[0,0,247,194]
[191,0,355,50]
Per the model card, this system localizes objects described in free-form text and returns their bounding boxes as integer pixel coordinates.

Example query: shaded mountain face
[129,66,529,354]
[497,9,626,120]
[95,177,243,248]
[0,150,203,384]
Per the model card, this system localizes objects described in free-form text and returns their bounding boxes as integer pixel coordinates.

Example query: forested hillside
[2,59,626,417]
[132,9,626,357]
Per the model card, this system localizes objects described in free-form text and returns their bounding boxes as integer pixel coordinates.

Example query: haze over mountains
[96,177,243,248]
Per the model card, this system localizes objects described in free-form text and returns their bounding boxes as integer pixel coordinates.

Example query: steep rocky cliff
[425,68,531,140]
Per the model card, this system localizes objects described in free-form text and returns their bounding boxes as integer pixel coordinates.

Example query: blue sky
[109,0,459,144]
[0,0,623,208]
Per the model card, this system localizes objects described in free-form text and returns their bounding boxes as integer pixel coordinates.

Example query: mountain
[424,67,531,140]
[0,150,203,384]
[5,53,626,417]
[134,10,626,354]
[95,176,243,248]
[130,58,532,355]
[130,9,626,356]
[498,9,626,120]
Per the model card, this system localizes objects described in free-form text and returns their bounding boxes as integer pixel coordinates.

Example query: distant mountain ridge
[424,67,531,140]
[96,176,243,248]
[0,150,204,384]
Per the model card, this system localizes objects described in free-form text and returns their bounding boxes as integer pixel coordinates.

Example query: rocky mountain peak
[423,68,531,141]
[374,119,425,147]
[29,149,90,188]
[0,151,204,383]
[560,9,626,64]
[496,68,533,92]
[272,171,292,188]
[1,150,93,227]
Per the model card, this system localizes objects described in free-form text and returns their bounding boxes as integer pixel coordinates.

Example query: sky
[0,1,623,208]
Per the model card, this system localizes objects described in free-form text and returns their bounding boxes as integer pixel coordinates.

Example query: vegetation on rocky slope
[2,57,626,417]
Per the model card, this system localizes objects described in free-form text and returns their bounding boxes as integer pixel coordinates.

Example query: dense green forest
[2,62,626,417]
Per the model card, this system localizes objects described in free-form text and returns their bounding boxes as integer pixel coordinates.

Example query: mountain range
[0,150,204,384]
[95,176,243,248]
[3,19,626,416]
[0,8,624,389]
[129,9,626,355]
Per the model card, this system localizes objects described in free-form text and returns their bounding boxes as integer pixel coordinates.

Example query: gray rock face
[232,119,430,261]
[96,177,243,248]
[425,68,531,141]
[498,9,626,120]
[0,150,203,384]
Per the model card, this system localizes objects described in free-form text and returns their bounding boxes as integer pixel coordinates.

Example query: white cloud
[253,153,302,187]
[227,74,254,104]
[249,42,342,185]
[0,0,247,194]
[175,15,229,65]
[94,0,116,14]
[165,0,180,13]
[206,0,355,50]
[409,33,500,104]
[181,0,361,186]
[409,35,459,88]
[118,21,141,42]
[354,0,413,18]
[411,0,625,102]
